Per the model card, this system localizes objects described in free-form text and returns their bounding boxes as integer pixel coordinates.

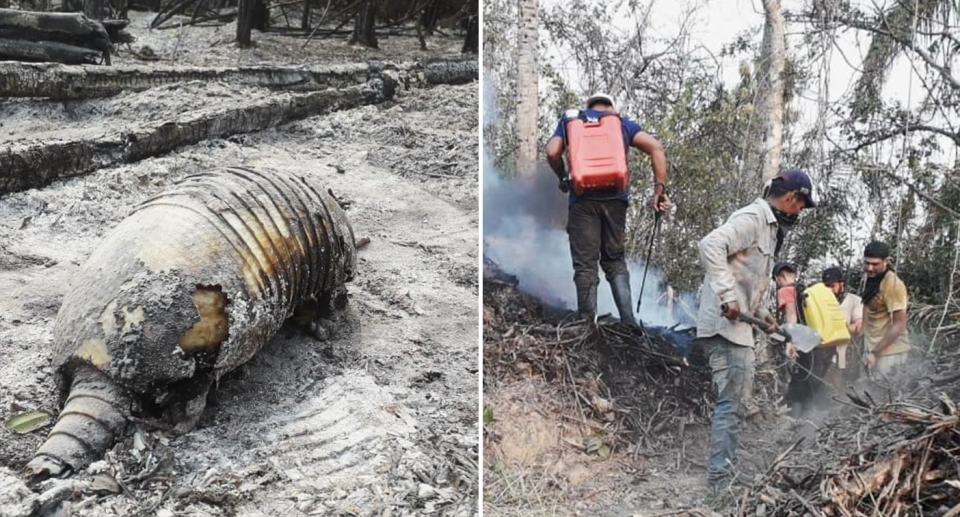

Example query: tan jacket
[864,271,911,356]
[696,198,778,347]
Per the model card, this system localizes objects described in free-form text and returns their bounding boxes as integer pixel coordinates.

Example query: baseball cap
[776,169,817,208]
[585,93,615,109]
[772,262,796,279]
[822,267,843,285]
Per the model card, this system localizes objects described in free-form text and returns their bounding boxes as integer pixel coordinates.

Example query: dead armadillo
[25,166,357,479]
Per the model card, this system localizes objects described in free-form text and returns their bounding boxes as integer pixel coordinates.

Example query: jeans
[701,335,755,484]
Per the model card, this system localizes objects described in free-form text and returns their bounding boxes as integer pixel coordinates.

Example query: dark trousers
[567,199,629,290]
[784,347,835,413]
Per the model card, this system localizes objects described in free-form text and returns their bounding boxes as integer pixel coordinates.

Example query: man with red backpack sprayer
[545,93,669,326]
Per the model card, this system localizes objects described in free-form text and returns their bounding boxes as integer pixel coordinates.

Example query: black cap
[776,169,817,208]
[772,262,796,279]
[864,240,891,259]
[822,267,843,285]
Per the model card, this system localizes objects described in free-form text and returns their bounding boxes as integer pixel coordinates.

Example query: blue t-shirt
[553,109,643,204]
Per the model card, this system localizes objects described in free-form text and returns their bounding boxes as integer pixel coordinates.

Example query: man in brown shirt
[861,241,910,377]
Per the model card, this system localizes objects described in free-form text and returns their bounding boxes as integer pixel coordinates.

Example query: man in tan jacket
[697,169,816,490]
[861,241,910,377]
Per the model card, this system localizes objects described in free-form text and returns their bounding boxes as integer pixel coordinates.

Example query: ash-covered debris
[483,257,713,450]
[731,349,960,516]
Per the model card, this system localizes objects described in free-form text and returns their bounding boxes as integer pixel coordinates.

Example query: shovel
[720,304,822,353]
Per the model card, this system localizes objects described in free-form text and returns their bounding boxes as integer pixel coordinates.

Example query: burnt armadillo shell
[50,167,356,396]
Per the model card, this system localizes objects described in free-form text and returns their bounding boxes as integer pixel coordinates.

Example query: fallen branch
[0,59,477,99]
[0,79,393,195]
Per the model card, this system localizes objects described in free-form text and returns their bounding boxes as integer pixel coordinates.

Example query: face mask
[770,204,799,229]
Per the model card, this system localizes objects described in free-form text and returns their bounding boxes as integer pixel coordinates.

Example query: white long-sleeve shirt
[696,198,778,347]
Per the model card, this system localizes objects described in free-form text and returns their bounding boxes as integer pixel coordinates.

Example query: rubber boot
[576,283,597,322]
[610,274,639,327]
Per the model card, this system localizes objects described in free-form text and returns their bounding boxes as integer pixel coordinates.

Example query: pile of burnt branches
[483,258,713,449]
[734,349,960,516]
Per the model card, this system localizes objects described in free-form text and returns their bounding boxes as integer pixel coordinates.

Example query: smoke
[482,80,696,328]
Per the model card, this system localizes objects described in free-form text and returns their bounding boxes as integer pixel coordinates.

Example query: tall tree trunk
[350,0,377,48]
[516,0,538,176]
[756,0,786,184]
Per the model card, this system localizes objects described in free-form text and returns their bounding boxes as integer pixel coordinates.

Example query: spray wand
[636,207,663,316]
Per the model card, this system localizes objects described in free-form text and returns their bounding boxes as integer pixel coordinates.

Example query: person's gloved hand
[558,176,571,193]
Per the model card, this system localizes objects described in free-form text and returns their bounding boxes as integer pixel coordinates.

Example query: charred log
[0,8,113,51]
[0,38,101,64]
[0,60,478,99]
[0,79,394,195]
[422,59,477,85]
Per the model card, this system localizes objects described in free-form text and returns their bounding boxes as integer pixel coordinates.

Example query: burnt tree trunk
[420,0,438,35]
[461,0,477,54]
[84,0,104,20]
[252,0,267,31]
[461,15,477,53]
[236,0,254,47]
[300,0,310,30]
[350,0,377,49]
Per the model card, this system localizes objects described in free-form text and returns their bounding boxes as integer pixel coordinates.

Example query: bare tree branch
[824,12,960,91]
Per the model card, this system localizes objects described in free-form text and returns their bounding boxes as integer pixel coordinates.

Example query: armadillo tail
[25,366,130,481]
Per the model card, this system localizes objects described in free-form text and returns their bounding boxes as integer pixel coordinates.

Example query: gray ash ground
[0,13,478,517]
